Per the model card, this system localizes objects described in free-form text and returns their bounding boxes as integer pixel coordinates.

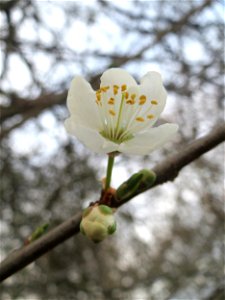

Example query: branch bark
[0,122,224,282]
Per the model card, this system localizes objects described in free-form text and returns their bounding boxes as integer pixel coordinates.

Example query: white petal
[118,123,178,155]
[139,71,167,124]
[64,117,75,134]
[67,123,119,154]
[66,76,101,129]
[100,68,137,88]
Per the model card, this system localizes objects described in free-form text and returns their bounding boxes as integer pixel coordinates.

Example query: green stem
[105,155,115,190]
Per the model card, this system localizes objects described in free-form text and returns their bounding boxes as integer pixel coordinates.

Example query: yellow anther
[147,114,154,119]
[121,84,127,91]
[109,109,116,116]
[136,117,145,122]
[108,97,115,105]
[131,94,136,100]
[96,93,101,101]
[126,99,135,105]
[140,95,146,100]
[139,95,146,105]
[124,92,129,99]
[139,99,146,105]
[151,100,158,105]
[113,85,119,95]
[101,86,110,92]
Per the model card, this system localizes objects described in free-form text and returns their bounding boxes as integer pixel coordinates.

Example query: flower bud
[80,205,116,243]
[116,169,156,201]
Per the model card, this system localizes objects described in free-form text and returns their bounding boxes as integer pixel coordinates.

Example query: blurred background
[0,0,224,299]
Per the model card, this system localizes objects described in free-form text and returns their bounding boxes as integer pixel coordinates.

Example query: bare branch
[0,212,82,282]
[0,122,224,282]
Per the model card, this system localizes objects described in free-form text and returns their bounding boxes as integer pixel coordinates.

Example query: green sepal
[116,169,156,201]
[108,222,117,235]
[99,205,113,215]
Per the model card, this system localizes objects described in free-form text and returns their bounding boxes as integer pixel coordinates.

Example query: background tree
[0,0,224,299]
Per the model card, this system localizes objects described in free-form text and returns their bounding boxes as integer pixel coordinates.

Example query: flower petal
[100,68,137,88]
[66,122,119,154]
[66,76,101,129]
[118,123,178,155]
[139,71,167,124]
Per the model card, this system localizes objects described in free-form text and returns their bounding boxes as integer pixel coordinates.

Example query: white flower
[65,68,178,155]
[80,205,116,243]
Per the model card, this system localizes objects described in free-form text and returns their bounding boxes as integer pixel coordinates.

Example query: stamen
[124,92,129,99]
[108,98,115,105]
[131,94,136,100]
[96,93,101,101]
[136,117,145,122]
[151,100,158,105]
[113,85,119,95]
[147,114,154,119]
[139,95,147,105]
[109,109,116,116]
[101,86,110,92]
[126,99,135,105]
[121,84,127,91]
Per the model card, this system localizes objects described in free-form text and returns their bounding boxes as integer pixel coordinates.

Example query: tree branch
[116,122,225,206]
[0,123,224,282]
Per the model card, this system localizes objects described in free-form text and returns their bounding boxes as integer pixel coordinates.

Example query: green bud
[137,169,156,191]
[116,173,143,200]
[116,169,156,201]
[27,223,49,243]
[80,205,116,243]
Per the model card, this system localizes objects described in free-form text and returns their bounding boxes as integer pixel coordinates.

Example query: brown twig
[0,212,82,282]
[0,123,224,282]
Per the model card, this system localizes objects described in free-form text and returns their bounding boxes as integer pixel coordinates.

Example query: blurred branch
[204,284,225,300]
[0,91,67,139]
[0,122,224,282]
[0,0,20,12]
[0,0,214,140]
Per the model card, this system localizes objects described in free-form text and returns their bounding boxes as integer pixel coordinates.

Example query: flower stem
[105,155,115,190]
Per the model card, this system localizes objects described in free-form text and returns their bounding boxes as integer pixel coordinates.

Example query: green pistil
[100,130,133,144]
[115,93,125,138]
[100,91,134,143]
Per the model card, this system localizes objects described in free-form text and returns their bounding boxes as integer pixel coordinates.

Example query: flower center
[95,84,158,144]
